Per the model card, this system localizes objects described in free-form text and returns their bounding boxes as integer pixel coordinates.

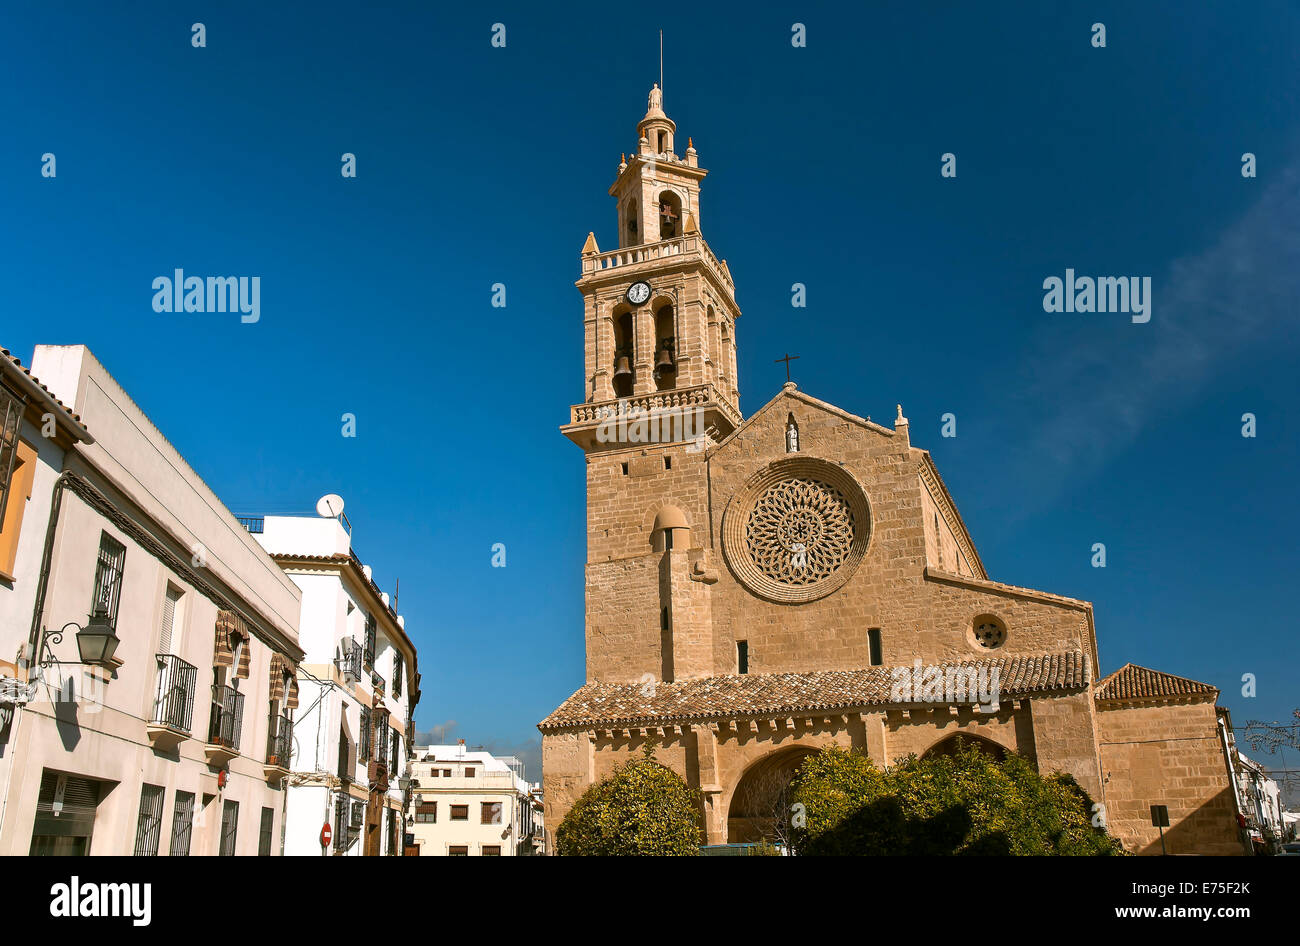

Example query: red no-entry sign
[321,822,332,848]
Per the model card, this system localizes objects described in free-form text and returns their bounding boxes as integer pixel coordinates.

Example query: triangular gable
[708,383,897,457]
[1095,663,1218,704]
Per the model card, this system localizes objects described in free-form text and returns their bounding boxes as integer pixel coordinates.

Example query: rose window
[745,478,854,586]
[722,458,871,604]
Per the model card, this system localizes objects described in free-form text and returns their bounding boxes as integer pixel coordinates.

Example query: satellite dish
[316,494,345,518]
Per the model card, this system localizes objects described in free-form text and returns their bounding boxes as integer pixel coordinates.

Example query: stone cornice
[916,452,987,580]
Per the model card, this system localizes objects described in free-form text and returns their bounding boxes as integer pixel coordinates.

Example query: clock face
[626,281,651,305]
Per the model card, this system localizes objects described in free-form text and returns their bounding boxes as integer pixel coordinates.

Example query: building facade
[538,88,1243,855]
[251,514,420,856]
[406,742,543,855]
[0,345,304,856]
[1234,749,1284,852]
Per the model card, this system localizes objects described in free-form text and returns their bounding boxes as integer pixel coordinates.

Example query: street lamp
[74,605,120,667]
[38,605,121,672]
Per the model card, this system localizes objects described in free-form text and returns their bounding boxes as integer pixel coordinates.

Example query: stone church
[539,86,1243,855]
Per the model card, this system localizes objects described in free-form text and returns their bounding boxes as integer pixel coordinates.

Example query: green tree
[556,747,703,856]
[789,743,1127,855]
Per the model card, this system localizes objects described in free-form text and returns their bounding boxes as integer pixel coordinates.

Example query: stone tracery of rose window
[745,477,855,586]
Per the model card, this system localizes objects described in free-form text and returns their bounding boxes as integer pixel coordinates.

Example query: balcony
[264,713,293,783]
[564,381,738,451]
[580,234,735,300]
[204,684,244,767]
[146,655,197,751]
[335,645,362,684]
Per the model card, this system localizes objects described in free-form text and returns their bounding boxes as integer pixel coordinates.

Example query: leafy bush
[789,742,1127,855]
[556,748,703,856]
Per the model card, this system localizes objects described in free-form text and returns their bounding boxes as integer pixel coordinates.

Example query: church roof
[1094,663,1218,704]
[538,651,1087,732]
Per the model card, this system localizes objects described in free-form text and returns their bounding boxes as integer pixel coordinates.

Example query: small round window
[971,615,1007,649]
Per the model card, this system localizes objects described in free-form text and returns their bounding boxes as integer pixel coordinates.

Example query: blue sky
[3,2,1298,788]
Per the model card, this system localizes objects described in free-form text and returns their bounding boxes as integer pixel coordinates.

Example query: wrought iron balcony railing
[207,684,245,751]
[151,654,197,733]
[336,645,362,682]
[266,713,293,768]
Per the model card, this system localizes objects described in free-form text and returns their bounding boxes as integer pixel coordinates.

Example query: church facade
[539,87,1243,856]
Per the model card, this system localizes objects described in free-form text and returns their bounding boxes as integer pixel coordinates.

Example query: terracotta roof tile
[1,346,89,430]
[1094,663,1217,703]
[539,651,1087,732]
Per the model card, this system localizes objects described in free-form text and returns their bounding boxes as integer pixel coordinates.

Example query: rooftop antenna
[659,30,664,101]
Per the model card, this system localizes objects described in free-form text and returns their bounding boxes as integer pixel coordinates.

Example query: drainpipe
[0,470,75,840]
[26,471,74,669]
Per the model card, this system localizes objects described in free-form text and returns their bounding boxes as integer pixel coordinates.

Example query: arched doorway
[726,746,819,844]
[921,733,1008,762]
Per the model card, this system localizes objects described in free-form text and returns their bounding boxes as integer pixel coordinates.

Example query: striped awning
[269,653,300,709]
[214,609,251,680]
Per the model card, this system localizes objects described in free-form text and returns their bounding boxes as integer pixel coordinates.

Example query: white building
[0,344,304,855]
[251,513,420,856]
[1236,750,1285,850]
[408,742,544,855]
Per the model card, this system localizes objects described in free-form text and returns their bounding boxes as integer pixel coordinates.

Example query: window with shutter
[334,795,348,852]
[158,586,182,655]
[170,791,195,856]
[393,653,403,697]
[257,807,275,856]
[363,613,376,668]
[0,388,22,533]
[219,800,239,856]
[338,725,351,778]
[481,802,502,825]
[359,706,372,761]
[91,532,127,630]
[375,713,389,764]
[30,770,106,855]
[132,784,165,856]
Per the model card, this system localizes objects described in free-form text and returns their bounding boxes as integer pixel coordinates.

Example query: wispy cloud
[414,719,459,745]
[1003,160,1300,515]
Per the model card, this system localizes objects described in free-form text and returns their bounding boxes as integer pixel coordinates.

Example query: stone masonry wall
[1096,699,1243,855]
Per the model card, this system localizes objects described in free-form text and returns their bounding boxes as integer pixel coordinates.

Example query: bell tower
[562,84,742,453]
[561,85,744,687]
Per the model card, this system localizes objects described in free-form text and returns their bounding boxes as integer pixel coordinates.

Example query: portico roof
[539,650,1087,733]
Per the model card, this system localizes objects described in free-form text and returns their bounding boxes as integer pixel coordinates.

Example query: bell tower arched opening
[653,304,676,391]
[657,191,682,241]
[612,307,634,398]
[624,198,639,246]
